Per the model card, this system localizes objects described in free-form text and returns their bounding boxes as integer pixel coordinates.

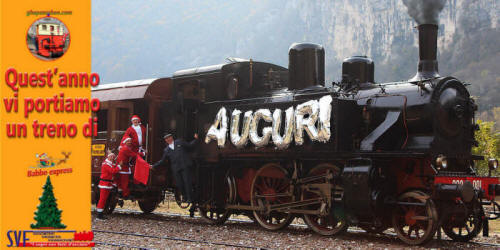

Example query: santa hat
[131,115,141,123]
[123,137,132,143]
[107,152,116,158]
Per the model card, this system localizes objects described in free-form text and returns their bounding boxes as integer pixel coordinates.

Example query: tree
[492,107,500,131]
[472,120,500,176]
[31,176,66,229]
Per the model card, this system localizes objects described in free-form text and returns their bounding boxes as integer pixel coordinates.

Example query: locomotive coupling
[435,181,475,202]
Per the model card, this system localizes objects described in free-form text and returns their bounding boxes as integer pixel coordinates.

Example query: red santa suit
[116,142,144,198]
[96,158,120,213]
[120,123,146,153]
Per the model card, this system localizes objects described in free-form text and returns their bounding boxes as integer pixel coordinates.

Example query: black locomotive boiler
[91,24,500,245]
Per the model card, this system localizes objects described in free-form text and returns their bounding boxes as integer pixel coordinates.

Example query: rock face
[93,0,499,110]
[272,0,499,83]
[234,0,499,110]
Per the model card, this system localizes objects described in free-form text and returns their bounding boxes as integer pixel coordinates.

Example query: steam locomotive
[91,24,500,245]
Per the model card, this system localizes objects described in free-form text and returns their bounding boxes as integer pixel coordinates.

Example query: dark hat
[163,133,173,139]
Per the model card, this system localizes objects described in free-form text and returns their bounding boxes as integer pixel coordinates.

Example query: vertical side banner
[1,1,92,248]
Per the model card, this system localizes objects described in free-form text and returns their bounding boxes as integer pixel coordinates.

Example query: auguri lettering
[205,95,332,148]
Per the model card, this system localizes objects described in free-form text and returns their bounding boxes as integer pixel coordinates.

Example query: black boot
[97,212,107,220]
[189,205,196,218]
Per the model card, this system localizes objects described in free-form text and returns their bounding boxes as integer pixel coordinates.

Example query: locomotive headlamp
[488,158,498,170]
[436,155,448,169]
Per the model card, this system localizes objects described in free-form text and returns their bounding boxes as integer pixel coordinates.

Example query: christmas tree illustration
[31,176,66,229]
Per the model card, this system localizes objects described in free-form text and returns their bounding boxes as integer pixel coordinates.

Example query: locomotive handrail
[201,90,334,105]
[387,201,427,207]
[218,151,428,160]
[202,95,294,105]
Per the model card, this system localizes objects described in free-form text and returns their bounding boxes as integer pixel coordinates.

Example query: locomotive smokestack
[403,0,446,82]
[403,0,446,25]
[410,24,440,82]
[288,43,325,90]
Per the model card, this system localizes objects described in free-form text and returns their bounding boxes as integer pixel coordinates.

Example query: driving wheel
[199,173,236,225]
[392,191,438,245]
[302,164,348,236]
[251,163,294,230]
[442,199,483,242]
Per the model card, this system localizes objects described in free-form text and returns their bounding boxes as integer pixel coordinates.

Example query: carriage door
[176,80,201,141]
[107,101,134,151]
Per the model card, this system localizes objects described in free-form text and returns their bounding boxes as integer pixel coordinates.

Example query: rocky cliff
[93,0,499,111]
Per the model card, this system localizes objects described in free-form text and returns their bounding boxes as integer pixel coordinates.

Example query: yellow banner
[1,1,92,248]
[91,144,105,156]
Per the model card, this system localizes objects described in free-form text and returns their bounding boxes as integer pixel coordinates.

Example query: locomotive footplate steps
[341,158,375,219]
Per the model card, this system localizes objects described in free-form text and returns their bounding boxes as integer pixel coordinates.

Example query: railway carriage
[91,78,175,213]
[33,20,68,58]
[91,24,500,245]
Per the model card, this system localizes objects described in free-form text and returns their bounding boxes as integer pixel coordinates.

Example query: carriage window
[50,26,54,31]
[96,110,108,132]
[180,81,200,100]
[42,25,47,30]
[116,108,130,131]
[93,110,108,139]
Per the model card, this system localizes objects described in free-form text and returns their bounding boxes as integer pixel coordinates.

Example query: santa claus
[96,152,120,220]
[120,115,147,154]
[116,137,143,199]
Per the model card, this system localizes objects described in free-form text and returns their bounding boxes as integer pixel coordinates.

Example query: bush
[472,120,500,176]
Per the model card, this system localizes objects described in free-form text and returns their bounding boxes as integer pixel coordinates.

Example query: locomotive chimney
[288,43,325,90]
[341,56,375,89]
[409,24,440,82]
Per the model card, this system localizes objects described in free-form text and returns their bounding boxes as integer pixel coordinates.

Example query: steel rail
[102,208,500,248]
[94,229,263,249]
[94,240,153,250]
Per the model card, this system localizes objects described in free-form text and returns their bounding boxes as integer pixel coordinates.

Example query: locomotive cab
[172,60,289,150]
[173,59,288,102]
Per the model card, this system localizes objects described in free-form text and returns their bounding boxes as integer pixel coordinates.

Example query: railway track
[94,241,153,250]
[94,228,263,249]
[94,208,500,248]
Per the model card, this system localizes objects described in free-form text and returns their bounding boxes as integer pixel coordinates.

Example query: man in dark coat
[153,133,198,202]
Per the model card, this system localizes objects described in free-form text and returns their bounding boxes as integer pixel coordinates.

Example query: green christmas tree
[30,176,66,229]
